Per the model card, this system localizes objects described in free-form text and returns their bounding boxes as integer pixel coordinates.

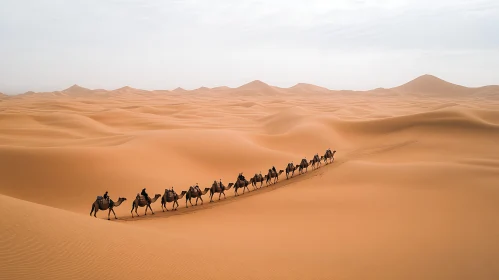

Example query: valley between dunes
[1,75,499,279]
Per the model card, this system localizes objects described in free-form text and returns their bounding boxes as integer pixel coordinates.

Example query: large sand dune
[1,75,498,279]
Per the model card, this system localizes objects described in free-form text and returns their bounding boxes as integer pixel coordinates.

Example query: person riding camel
[141,188,151,203]
[195,183,201,192]
[272,166,277,174]
[103,191,109,203]
[238,172,245,181]
[219,179,223,189]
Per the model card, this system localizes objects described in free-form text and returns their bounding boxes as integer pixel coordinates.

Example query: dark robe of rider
[141,188,150,203]
[103,191,109,201]
[238,173,245,181]
[272,166,277,174]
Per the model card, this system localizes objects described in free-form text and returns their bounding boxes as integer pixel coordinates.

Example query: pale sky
[1,0,498,94]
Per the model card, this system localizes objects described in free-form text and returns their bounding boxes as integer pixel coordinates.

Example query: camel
[309,154,322,170]
[266,169,284,185]
[250,172,265,189]
[131,194,161,218]
[185,186,210,208]
[90,197,127,220]
[323,149,336,164]
[161,189,187,211]
[209,181,234,202]
[296,158,309,174]
[285,162,297,179]
[234,178,251,196]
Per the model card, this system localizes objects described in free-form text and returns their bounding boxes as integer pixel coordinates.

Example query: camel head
[154,194,161,199]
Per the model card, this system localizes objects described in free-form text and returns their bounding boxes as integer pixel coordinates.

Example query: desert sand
[1,74,499,279]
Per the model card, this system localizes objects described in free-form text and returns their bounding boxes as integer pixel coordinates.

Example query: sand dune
[0,75,499,279]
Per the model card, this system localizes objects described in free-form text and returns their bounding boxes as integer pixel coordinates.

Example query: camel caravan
[90,148,336,220]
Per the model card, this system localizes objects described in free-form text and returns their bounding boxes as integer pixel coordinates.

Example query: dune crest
[63,84,93,94]
[392,74,474,95]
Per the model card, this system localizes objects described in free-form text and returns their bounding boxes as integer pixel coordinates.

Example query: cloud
[0,0,498,93]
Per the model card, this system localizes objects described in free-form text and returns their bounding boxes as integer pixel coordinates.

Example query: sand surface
[1,75,499,279]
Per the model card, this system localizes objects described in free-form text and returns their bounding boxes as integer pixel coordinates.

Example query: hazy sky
[1,0,498,94]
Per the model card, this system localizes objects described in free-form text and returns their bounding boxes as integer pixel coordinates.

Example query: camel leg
[135,206,139,217]
[108,209,111,220]
[145,204,154,215]
[199,196,203,205]
[131,204,136,218]
[186,198,189,208]
[223,191,226,199]
[219,192,222,200]
[111,208,118,219]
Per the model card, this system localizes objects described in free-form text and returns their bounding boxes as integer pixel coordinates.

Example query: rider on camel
[103,191,109,203]
[141,188,151,203]
[238,172,246,181]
